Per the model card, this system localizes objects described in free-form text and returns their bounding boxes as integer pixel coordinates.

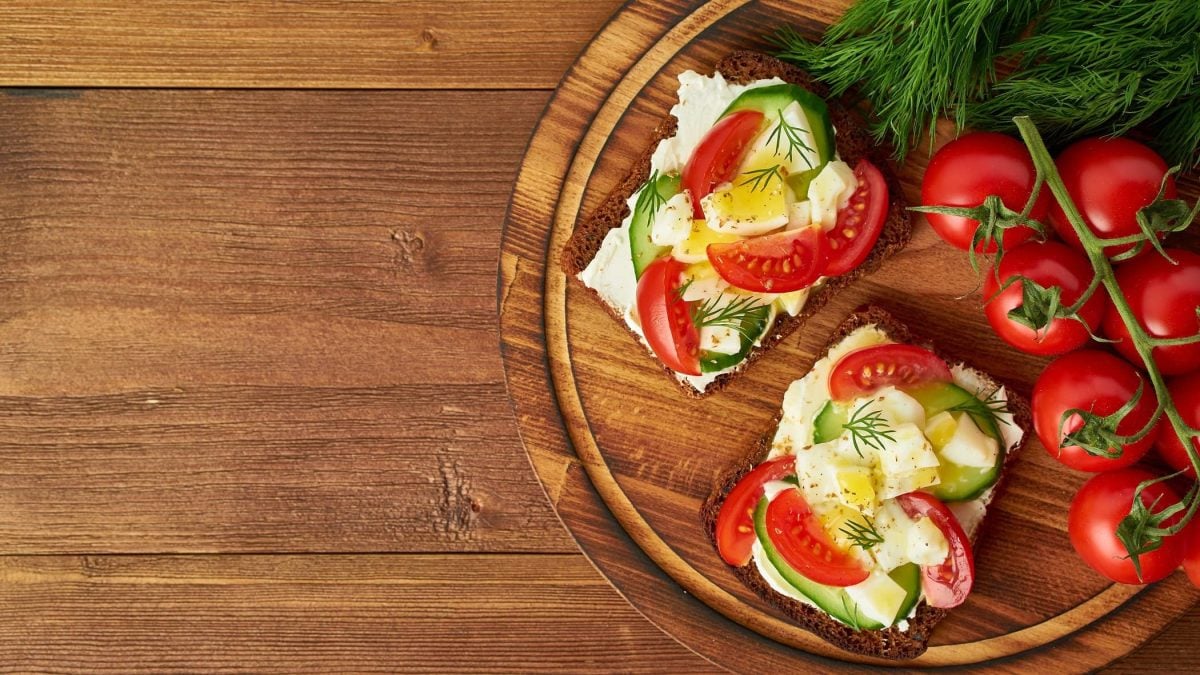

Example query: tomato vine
[920,117,1200,580]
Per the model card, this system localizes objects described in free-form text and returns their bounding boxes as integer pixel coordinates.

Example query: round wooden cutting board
[499,0,1200,669]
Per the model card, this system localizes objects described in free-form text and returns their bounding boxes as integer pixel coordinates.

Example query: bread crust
[699,304,1034,659]
[561,51,912,397]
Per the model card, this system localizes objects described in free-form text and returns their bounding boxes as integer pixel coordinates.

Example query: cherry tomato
[765,487,869,587]
[635,257,701,376]
[828,344,952,401]
[1068,468,1185,584]
[896,491,974,608]
[682,110,765,218]
[707,225,827,293]
[823,159,888,276]
[714,456,794,566]
[1033,350,1158,473]
[1184,521,1200,589]
[1103,249,1200,376]
[1048,137,1176,257]
[920,132,1046,253]
[983,240,1109,356]
[1155,371,1200,478]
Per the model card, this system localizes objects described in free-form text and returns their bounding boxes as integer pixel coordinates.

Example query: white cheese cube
[649,192,694,247]
[872,500,915,571]
[795,440,868,506]
[786,200,812,230]
[906,516,950,566]
[940,413,1000,468]
[807,160,858,229]
[875,423,941,499]
[845,570,908,628]
[679,274,728,303]
[699,324,742,355]
[860,386,927,429]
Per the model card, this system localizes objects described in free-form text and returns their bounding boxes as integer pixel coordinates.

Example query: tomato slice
[896,491,974,608]
[706,226,828,293]
[714,456,794,566]
[682,110,765,218]
[765,487,870,587]
[635,256,701,376]
[824,160,889,277]
[828,344,953,401]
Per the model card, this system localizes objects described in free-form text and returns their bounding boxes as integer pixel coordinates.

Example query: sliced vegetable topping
[628,172,682,278]
[714,456,794,566]
[682,110,765,218]
[706,226,828,293]
[765,487,870,587]
[823,160,889,276]
[635,257,701,376]
[896,491,974,608]
[828,344,953,401]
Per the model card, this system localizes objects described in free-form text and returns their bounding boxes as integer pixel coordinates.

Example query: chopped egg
[845,570,908,627]
[924,411,958,450]
[701,153,790,236]
[836,466,877,513]
[860,386,927,429]
[649,191,694,247]
[679,263,729,302]
[787,200,812,230]
[807,160,858,229]
[744,101,822,176]
[775,288,810,317]
[672,218,740,263]
[872,500,915,571]
[940,413,1000,468]
[874,423,941,499]
[699,323,742,355]
[907,516,950,566]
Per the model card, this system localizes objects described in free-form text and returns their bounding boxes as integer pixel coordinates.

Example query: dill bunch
[971,0,1200,167]
[774,0,1040,159]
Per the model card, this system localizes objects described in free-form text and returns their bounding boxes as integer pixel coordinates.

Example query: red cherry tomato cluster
[921,132,1200,587]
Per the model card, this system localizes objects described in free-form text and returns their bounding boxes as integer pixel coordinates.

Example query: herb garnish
[948,386,1012,431]
[633,170,668,227]
[839,517,885,551]
[765,109,815,168]
[841,402,896,458]
[685,288,771,342]
[738,164,784,193]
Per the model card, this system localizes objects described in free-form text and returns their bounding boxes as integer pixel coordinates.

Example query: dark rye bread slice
[561,51,912,397]
[700,305,1033,660]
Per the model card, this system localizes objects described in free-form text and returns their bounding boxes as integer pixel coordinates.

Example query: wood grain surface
[0,0,1196,671]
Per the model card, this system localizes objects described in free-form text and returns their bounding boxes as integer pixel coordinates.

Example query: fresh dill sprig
[773,0,1040,159]
[738,164,784,193]
[970,1,1200,167]
[765,110,815,168]
[948,387,1012,431]
[841,402,897,458]
[839,517,885,551]
[690,293,771,341]
[633,170,668,226]
[840,595,865,631]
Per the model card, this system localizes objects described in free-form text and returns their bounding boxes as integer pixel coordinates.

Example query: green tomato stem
[1013,116,1200,536]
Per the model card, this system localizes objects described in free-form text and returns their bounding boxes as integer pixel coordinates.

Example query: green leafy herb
[840,595,865,631]
[633,170,668,227]
[841,402,897,458]
[839,517,885,551]
[773,0,1200,166]
[773,0,1039,158]
[972,1,1200,167]
[738,164,784,193]
[765,110,815,168]
[949,386,1013,431]
[690,293,771,342]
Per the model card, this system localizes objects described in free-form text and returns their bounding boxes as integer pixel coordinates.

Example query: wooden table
[0,2,1194,671]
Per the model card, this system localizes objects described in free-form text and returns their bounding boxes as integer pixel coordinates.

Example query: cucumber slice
[812,400,849,444]
[720,84,836,164]
[909,382,1005,501]
[752,496,921,629]
[785,163,826,199]
[699,302,775,373]
[628,173,681,279]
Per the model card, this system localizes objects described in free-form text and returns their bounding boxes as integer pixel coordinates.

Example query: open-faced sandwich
[562,51,911,396]
[702,306,1031,659]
